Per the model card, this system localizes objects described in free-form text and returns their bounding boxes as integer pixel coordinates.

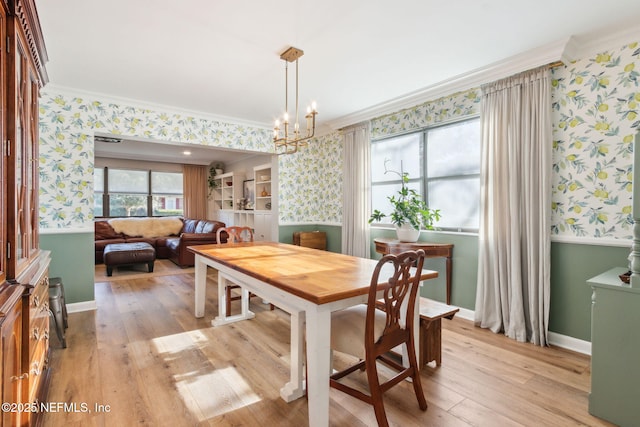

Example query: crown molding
[326,38,568,131]
[568,21,640,61]
[327,22,640,131]
[42,84,273,131]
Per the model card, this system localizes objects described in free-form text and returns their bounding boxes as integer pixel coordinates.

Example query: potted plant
[207,166,219,198]
[212,162,224,175]
[369,161,441,242]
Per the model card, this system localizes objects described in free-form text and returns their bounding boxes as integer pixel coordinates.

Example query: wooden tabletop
[189,242,438,305]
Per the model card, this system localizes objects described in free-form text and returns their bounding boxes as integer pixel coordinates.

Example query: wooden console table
[374,237,454,304]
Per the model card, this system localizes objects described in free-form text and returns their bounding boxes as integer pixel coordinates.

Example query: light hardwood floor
[43,260,614,426]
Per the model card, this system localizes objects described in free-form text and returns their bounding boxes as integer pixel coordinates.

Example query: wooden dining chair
[216,226,274,314]
[329,249,427,427]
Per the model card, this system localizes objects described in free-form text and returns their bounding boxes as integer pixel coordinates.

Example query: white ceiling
[93,135,266,166]
[36,0,640,164]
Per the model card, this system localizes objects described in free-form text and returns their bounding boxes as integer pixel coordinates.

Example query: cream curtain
[475,67,552,346]
[182,164,208,219]
[342,122,371,257]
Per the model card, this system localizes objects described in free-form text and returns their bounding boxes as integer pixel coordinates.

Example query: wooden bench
[419,297,459,367]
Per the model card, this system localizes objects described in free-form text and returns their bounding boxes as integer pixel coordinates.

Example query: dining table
[189,241,438,427]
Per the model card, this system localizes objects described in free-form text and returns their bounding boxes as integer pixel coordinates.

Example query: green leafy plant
[207,167,219,198]
[369,160,441,230]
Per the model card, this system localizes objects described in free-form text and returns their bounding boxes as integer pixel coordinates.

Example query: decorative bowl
[260,175,270,181]
[225,181,233,186]
[619,271,631,284]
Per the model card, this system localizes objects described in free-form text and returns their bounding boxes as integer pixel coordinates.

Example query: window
[371,117,480,231]
[151,171,183,216]
[94,168,104,218]
[108,169,149,216]
[94,168,184,217]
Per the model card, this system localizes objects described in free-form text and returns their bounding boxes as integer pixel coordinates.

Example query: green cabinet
[588,267,640,427]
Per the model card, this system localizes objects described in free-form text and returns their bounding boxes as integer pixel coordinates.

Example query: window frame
[370,116,481,233]
[95,167,184,218]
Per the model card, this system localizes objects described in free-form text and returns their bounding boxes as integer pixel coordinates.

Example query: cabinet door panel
[1,295,23,427]
[0,6,5,283]
[7,19,41,278]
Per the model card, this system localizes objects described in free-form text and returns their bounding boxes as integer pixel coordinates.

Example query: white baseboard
[548,331,591,355]
[63,298,592,355]
[450,306,592,355]
[66,300,97,313]
[455,307,475,321]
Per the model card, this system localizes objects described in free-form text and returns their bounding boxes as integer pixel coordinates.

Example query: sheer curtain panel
[342,122,371,257]
[183,164,208,218]
[475,67,552,346]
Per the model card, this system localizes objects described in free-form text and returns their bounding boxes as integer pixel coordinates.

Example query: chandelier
[273,46,318,155]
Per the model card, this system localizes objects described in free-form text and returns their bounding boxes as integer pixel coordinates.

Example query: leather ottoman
[103,242,156,276]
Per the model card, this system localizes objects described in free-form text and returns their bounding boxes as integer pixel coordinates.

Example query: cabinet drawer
[28,314,49,360]
[28,336,49,403]
[30,276,49,306]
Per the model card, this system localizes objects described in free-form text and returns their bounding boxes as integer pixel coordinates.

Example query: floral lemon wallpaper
[39,38,639,241]
[369,40,639,242]
[370,89,481,139]
[39,93,273,228]
[277,132,343,224]
[550,41,639,240]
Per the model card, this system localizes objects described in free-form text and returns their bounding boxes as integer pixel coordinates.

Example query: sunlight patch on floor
[152,329,262,422]
[152,329,209,356]
[175,367,262,421]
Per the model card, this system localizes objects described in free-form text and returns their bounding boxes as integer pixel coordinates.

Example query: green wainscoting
[370,228,479,310]
[367,228,629,343]
[40,222,629,344]
[40,231,95,305]
[549,242,629,341]
[278,224,342,253]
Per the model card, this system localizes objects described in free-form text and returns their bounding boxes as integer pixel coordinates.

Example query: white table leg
[280,310,306,402]
[213,272,255,326]
[194,255,207,318]
[241,287,251,318]
[305,307,331,427]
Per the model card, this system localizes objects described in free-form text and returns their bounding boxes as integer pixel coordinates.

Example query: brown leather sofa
[166,218,227,267]
[95,217,226,267]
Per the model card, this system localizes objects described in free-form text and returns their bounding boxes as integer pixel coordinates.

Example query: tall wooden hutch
[0,0,49,425]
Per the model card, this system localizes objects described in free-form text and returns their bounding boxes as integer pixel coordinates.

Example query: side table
[374,237,454,304]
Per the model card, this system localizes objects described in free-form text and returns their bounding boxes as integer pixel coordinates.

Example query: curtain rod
[548,60,565,69]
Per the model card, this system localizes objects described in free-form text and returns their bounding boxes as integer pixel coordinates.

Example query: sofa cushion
[195,220,216,233]
[183,219,199,233]
[155,237,169,247]
[126,237,157,246]
[95,221,124,240]
[166,237,180,251]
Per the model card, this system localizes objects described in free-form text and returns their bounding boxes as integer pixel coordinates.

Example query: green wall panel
[278,224,342,253]
[549,242,629,341]
[42,221,628,344]
[370,228,479,310]
[40,232,95,304]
